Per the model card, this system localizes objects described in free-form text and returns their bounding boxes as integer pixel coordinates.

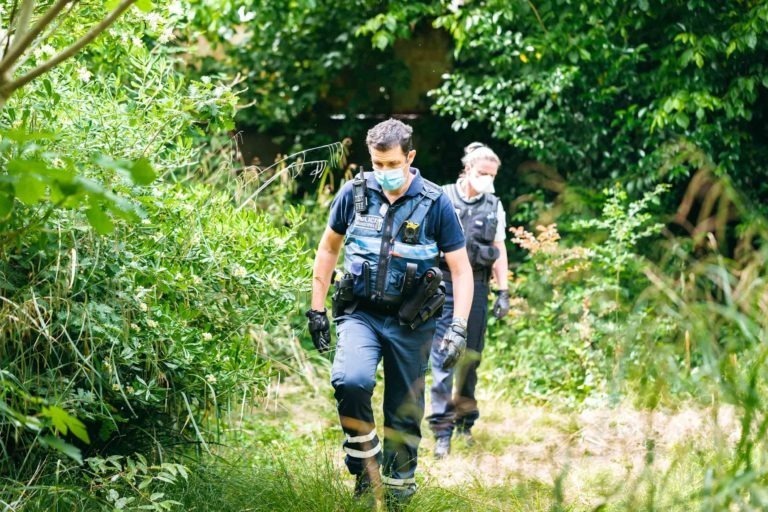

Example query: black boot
[434,436,451,459]
[455,427,475,447]
[385,483,417,511]
[354,472,372,497]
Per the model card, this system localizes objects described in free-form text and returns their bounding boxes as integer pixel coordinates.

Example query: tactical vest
[343,170,442,307]
[442,183,500,272]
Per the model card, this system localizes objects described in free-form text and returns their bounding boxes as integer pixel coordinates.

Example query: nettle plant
[486,184,668,401]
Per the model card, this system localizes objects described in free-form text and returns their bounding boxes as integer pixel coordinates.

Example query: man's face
[369,146,415,175]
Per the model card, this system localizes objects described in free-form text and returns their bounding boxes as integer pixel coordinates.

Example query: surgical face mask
[468,174,495,194]
[373,167,407,191]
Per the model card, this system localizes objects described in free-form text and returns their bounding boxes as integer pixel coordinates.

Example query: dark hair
[365,118,413,154]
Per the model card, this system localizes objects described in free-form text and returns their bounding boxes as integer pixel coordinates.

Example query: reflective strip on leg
[343,443,382,459]
[381,475,416,487]
[346,430,377,443]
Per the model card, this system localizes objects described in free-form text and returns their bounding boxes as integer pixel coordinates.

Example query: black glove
[305,309,331,353]
[492,290,510,319]
[440,318,467,370]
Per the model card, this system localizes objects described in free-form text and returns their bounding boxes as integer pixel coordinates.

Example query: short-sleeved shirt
[328,168,465,254]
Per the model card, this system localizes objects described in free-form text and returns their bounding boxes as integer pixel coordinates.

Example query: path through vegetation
[257,368,739,511]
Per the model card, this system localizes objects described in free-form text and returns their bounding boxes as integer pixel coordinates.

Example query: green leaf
[129,158,156,186]
[675,112,690,129]
[39,435,83,464]
[0,191,13,219]
[86,205,115,235]
[638,0,649,12]
[136,0,155,12]
[42,406,91,443]
[372,32,390,50]
[0,129,55,143]
[15,173,46,205]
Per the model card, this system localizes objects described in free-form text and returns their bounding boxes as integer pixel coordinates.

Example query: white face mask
[468,174,495,194]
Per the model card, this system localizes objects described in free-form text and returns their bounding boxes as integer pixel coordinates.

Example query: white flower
[146,319,158,328]
[158,27,175,44]
[145,12,163,31]
[202,332,213,341]
[231,264,248,278]
[126,385,135,394]
[237,6,256,22]
[112,383,121,391]
[192,274,202,285]
[131,35,143,47]
[205,374,217,384]
[168,2,184,17]
[139,302,148,312]
[130,323,140,332]
[77,66,91,83]
[33,44,56,59]
[141,218,151,225]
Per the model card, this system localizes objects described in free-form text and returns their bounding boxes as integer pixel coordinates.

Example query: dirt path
[259,371,739,509]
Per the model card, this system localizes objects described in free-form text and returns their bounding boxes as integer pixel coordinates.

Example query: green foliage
[0,0,309,496]
[486,185,668,401]
[179,0,403,133]
[0,178,311,471]
[428,0,768,199]
[2,453,189,511]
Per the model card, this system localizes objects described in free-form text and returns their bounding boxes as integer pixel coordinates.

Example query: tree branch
[0,0,137,99]
[0,0,74,76]
[9,0,36,55]
[2,1,20,60]
[527,1,547,33]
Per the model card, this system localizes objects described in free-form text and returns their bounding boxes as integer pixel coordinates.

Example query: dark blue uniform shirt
[328,168,465,254]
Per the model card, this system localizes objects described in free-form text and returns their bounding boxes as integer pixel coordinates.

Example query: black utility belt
[356,299,400,315]
[332,266,446,329]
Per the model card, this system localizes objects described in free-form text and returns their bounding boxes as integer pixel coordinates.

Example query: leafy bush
[485,184,668,402]
[429,0,768,200]
[0,3,316,505]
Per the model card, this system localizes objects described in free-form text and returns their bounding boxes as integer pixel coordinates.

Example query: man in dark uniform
[305,119,474,504]
[429,142,511,459]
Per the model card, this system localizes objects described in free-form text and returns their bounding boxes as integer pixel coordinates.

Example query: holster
[398,267,446,329]
[331,271,355,318]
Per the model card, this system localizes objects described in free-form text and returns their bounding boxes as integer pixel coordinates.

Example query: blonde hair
[460,142,500,174]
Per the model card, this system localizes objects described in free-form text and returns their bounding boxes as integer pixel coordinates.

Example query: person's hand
[440,318,467,370]
[305,309,331,353]
[492,290,510,319]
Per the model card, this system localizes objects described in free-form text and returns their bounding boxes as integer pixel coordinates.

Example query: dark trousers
[331,308,435,489]
[427,277,489,438]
